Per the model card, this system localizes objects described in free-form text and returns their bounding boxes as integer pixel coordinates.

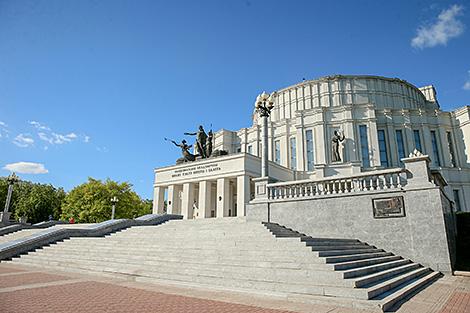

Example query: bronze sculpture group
[168,125,346,165]
[167,125,226,164]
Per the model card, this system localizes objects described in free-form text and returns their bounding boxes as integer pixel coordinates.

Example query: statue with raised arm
[184,125,208,158]
[331,129,345,162]
[165,138,196,163]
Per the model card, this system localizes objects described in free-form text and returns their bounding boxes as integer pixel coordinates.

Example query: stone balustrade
[267,168,407,200]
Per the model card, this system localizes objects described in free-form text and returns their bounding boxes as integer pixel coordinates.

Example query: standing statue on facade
[165,138,196,163]
[185,125,208,158]
[205,129,213,158]
[331,130,345,162]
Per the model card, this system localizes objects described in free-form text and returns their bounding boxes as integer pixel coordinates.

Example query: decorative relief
[372,196,405,218]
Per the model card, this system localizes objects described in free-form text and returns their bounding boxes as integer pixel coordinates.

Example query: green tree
[61,177,151,223]
[0,177,65,223]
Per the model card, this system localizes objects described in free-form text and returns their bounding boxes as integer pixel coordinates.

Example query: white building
[154,75,470,216]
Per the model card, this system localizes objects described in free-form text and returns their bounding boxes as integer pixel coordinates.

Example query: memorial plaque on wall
[372,196,405,218]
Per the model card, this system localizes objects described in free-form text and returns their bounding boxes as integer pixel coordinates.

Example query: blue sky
[1,0,469,199]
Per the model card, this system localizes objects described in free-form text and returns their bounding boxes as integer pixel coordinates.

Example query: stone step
[12,257,341,287]
[45,243,310,253]
[342,259,412,279]
[25,250,329,270]
[332,255,402,271]
[353,263,421,288]
[11,258,334,296]
[379,271,441,311]
[317,248,383,257]
[37,246,318,262]
[301,237,360,243]
[324,252,393,264]
[307,244,371,251]
[366,267,432,299]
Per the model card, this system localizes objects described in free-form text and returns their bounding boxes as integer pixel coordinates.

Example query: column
[368,120,380,167]
[315,124,326,165]
[237,175,250,217]
[198,181,212,218]
[181,183,195,219]
[295,113,305,171]
[216,178,230,218]
[438,128,451,167]
[152,186,165,214]
[167,185,181,215]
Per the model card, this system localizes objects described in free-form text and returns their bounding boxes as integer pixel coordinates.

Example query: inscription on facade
[372,196,405,218]
[171,163,222,178]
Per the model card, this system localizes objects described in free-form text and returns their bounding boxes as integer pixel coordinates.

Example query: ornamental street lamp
[2,172,20,224]
[110,196,119,220]
[255,91,276,178]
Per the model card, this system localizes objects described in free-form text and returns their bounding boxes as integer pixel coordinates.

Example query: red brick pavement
[0,280,297,313]
[438,292,470,313]
[0,272,69,289]
[0,266,24,274]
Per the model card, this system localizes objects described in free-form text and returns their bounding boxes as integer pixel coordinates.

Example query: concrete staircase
[6,218,439,312]
[263,223,441,311]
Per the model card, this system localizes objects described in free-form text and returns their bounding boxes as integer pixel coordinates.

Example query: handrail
[267,167,406,188]
[267,168,408,200]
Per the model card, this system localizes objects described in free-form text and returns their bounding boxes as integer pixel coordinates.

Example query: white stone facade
[209,75,470,212]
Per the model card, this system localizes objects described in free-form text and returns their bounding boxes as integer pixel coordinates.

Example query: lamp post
[255,91,276,178]
[2,172,19,224]
[110,196,119,220]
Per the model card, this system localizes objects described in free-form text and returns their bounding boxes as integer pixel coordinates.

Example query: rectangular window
[396,130,406,164]
[453,189,462,211]
[377,130,389,167]
[274,140,281,164]
[413,130,422,152]
[430,130,441,166]
[359,125,370,168]
[247,145,252,155]
[447,131,457,167]
[306,130,314,171]
[290,137,297,170]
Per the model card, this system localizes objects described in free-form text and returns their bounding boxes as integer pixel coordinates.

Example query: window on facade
[453,189,462,211]
[359,125,370,168]
[413,130,422,152]
[396,130,406,164]
[306,130,314,171]
[290,137,297,170]
[247,145,252,155]
[430,130,441,167]
[274,140,281,164]
[447,131,457,167]
[377,130,389,167]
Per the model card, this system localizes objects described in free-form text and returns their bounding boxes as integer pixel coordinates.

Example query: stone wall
[247,186,455,273]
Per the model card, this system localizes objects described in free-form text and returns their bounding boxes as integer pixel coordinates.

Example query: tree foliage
[61,178,151,223]
[0,177,65,224]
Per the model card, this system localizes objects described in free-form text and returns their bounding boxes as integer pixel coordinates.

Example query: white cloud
[0,121,9,138]
[411,4,465,49]
[84,135,91,143]
[37,131,78,145]
[12,134,34,148]
[29,121,50,131]
[3,162,48,174]
[464,70,470,90]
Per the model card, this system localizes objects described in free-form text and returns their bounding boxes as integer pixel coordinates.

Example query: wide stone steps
[7,219,439,312]
[262,222,439,311]
[24,249,330,270]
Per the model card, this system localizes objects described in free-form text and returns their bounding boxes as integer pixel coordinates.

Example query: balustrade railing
[267,168,407,200]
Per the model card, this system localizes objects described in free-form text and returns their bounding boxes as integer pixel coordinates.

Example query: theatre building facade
[153,75,470,217]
